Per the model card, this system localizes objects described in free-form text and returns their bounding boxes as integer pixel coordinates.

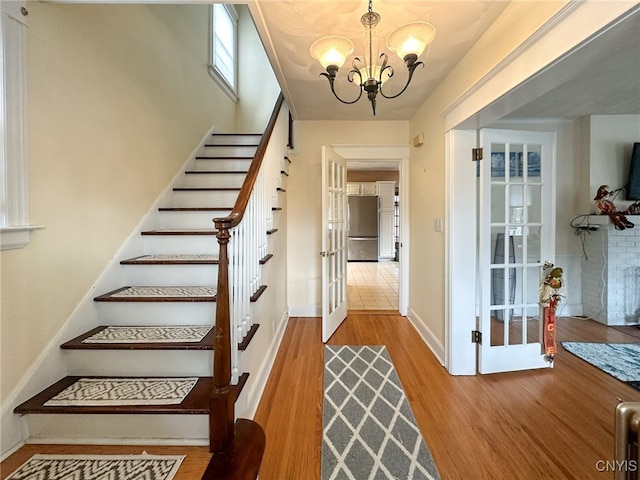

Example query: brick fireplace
[581,216,640,325]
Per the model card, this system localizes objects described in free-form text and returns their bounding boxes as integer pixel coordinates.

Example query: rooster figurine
[594,185,634,230]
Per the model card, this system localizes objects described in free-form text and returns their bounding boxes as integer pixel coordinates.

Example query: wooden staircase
[14,95,288,479]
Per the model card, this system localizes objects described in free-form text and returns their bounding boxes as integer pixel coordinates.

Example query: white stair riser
[64,350,213,376]
[178,173,246,189]
[26,414,209,444]
[202,145,257,157]
[170,190,240,207]
[208,135,261,146]
[142,235,220,255]
[95,302,216,326]
[158,211,231,229]
[192,159,252,171]
[122,264,219,286]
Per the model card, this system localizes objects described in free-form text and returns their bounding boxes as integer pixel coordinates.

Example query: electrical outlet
[434,218,443,232]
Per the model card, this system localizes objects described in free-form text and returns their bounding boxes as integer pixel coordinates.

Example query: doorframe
[332,144,410,316]
[443,3,638,375]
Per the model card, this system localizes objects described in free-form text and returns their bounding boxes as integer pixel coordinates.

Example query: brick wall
[582,223,640,325]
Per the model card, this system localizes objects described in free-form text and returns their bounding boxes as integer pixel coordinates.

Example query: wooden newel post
[210,219,234,453]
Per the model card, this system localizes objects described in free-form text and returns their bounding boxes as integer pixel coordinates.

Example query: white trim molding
[407,307,445,367]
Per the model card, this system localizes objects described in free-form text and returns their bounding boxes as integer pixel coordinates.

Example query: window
[0,2,41,250]
[209,4,238,102]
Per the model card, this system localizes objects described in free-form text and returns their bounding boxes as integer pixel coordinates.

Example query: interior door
[478,129,556,373]
[321,146,348,342]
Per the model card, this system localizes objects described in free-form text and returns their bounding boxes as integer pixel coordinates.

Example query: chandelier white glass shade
[309,0,436,115]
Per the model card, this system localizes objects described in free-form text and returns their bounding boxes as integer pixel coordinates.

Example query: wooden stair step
[94,285,267,303]
[204,143,259,148]
[60,324,259,351]
[195,156,253,160]
[259,254,273,265]
[120,254,220,265]
[94,286,218,302]
[14,374,248,415]
[158,207,233,212]
[185,171,248,175]
[173,187,241,192]
[141,229,218,236]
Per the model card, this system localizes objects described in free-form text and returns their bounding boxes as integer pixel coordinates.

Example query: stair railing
[209,93,286,453]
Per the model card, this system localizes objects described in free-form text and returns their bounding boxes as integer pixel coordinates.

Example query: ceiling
[249,1,640,168]
[250,0,510,121]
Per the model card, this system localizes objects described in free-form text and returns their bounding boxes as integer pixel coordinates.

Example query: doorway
[347,261,399,310]
[332,144,410,316]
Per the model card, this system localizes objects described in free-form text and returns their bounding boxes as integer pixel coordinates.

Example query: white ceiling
[251,0,510,121]
[249,1,640,169]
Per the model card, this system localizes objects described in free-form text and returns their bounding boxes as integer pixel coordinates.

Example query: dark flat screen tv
[627,142,640,200]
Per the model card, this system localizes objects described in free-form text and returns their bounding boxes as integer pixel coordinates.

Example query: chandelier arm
[379,61,424,99]
[319,65,364,105]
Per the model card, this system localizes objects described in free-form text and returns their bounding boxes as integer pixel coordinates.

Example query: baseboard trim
[241,312,290,419]
[406,307,446,367]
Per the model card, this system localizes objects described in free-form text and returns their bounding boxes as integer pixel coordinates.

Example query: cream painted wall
[236,6,281,133]
[287,121,408,313]
[588,115,640,207]
[408,2,568,344]
[0,2,275,406]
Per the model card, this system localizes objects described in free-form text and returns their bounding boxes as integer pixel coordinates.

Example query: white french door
[478,129,556,373]
[321,146,348,342]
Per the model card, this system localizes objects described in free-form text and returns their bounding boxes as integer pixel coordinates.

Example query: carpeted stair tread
[14,374,248,415]
[61,324,259,352]
[173,187,242,192]
[158,207,233,212]
[141,229,218,236]
[94,286,218,302]
[94,285,267,303]
[184,170,248,175]
[120,254,220,265]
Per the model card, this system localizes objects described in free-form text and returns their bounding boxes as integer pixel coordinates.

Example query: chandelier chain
[368,0,373,14]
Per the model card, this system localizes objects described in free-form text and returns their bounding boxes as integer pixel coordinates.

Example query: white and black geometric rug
[82,326,213,343]
[43,378,198,407]
[322,345,441,480]
[5,454,184,480]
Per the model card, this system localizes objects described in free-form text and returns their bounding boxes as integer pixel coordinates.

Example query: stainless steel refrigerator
[347,196,379,261]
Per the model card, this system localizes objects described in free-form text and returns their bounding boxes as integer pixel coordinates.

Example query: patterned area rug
[322,345,441,480]
[561,342,640,392]
[44,378,198,406]
[82,326,212,343]
[5,454,184,480]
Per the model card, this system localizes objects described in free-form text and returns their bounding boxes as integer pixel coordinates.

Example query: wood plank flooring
[3,313,639,480]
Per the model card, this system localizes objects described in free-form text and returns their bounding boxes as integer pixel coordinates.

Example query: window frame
[209,4,238,103]
[0,2,42,250]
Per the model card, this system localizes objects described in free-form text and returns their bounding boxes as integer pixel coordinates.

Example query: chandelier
[310,0,436,115]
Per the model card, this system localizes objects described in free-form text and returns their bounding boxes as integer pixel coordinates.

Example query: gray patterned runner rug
[322,345,440,480]
[43,378,198,406]
[5,454,184,480]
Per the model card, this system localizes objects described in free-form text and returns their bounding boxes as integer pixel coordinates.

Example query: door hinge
[471,330,482,343]
[472,148,483,162]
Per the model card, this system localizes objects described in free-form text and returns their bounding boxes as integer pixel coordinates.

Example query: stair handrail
[209,92,285,454]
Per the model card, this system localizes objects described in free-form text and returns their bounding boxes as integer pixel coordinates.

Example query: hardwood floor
[2,314,639,479]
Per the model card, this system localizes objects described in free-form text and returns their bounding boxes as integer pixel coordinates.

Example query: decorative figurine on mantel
[593,185,635,230]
